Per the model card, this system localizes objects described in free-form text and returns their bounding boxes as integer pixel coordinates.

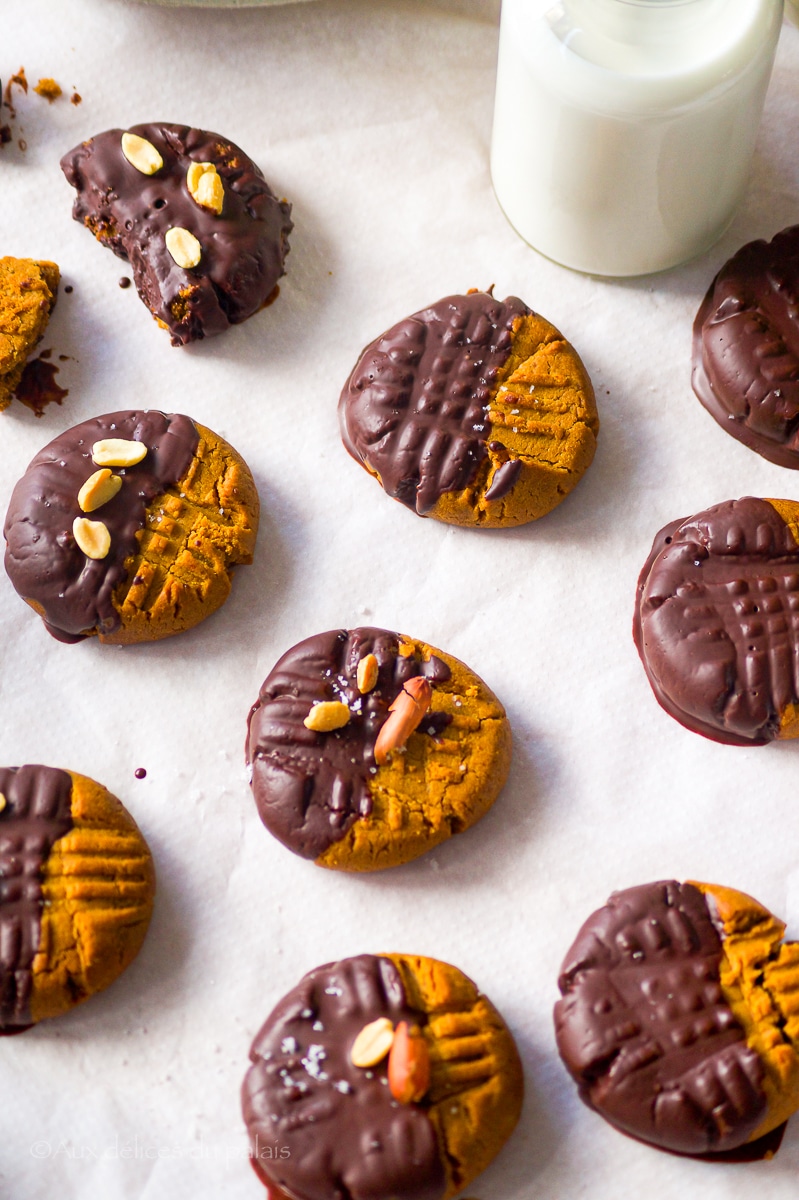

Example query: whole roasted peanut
[387,1020,430,1104]
[374,676,432,765]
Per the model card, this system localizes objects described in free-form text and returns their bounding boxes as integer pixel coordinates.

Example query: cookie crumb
[70,92,82,106]
[33,78,62,103]
[4,68,28,119]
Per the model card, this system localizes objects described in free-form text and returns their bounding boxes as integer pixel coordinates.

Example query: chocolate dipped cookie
[0,765,154,1031]
[634,497,799,745]
[4,409,259,643]
[555,880,799,1156]
[339,290,598,527]
[0,256,59,411]
[61,123,292,345]
[242,953,523,1200]
[692,226,799,468]
[246,627,511,870]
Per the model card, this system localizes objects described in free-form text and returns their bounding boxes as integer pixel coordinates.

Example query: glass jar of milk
[491,0,784,277]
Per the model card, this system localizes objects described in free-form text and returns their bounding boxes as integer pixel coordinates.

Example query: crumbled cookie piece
[0,257,59,411]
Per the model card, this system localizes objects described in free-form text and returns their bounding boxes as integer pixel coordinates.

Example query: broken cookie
[0,256,59,411]
[61,123,292,345]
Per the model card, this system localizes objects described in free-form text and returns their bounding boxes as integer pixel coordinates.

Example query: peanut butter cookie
[556,880,799,1156]
[692,226,799,468]
[339,289,598,527]
[0,764,154,1031]
[0,256,59,411]
[246,627,511,870]
[61,123,292,345]
[634,496,799,745]
[4,409,259,643]
[242,952,523,1200]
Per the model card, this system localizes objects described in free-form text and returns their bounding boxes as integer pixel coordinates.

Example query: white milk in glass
[491,0,784,277]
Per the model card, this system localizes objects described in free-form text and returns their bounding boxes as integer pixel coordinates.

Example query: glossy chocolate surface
[61,123,292,345]
[555,881,767,1154]
[692,226,799,468]
[242,954,445,1200]
[339,291,528,514]
[634,497,799,745]
[4,410,198,642]
[0,766,73,1029]
[246,628,451,860]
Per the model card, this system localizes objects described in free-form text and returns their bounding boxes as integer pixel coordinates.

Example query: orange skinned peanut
[373,676,433,766]
[387,1020,431,1104]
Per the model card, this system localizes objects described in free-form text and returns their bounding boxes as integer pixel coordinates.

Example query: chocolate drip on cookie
[634,497,799,744]
[61,123,292,345]
[555,881,768,1154]
[692,226,799,467]
[246,628,451,860]
[0,766,73,1030]
[4,410,198,641]
[339,292,529,514]
[242,954,446,1200]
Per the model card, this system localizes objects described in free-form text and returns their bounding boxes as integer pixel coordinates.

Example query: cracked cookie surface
[241,952,523,1200]
[0,256,59,411]
[61,123,292,345]
[339,290,598,527]
[246,627,511,870]
[555,880,799,1155]
[4,409,259,643]
[0,765,154,1031]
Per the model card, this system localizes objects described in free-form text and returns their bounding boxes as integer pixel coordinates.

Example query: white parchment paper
[1,3,799,1198]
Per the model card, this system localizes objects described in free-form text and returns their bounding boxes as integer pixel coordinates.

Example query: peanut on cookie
[242,953,523,1199]
[245,627,511,870]
[4,409,259,643]
[339,289,599,527]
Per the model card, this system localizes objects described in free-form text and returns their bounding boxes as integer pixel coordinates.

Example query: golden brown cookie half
[0,765,155,1031]
[242,952,523,1200]
[0,256,60,411]
[555,880,799,1156]
[339,289,598,527]
[4,409,259,643]
[246,627,512,870]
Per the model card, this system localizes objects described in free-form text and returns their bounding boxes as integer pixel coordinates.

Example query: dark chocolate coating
[634,497,799,745]
[555,881,768,1154]
[61,123,292,345]
[246,628,451,860]
[0,766,73,1029]
[339,292,529,514]
[4,410,198,642]
[692,226,799,467]
[242,954,446,1200]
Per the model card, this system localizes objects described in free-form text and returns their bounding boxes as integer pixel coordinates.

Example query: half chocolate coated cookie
[555,881,799,1155]
[246,627,511,870]
[339,290,598,527]
[242,953,523,1200]
[634,497,799,744]
[4,410,259,644]
[0,765,154,1031]
[692,226,799,468]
